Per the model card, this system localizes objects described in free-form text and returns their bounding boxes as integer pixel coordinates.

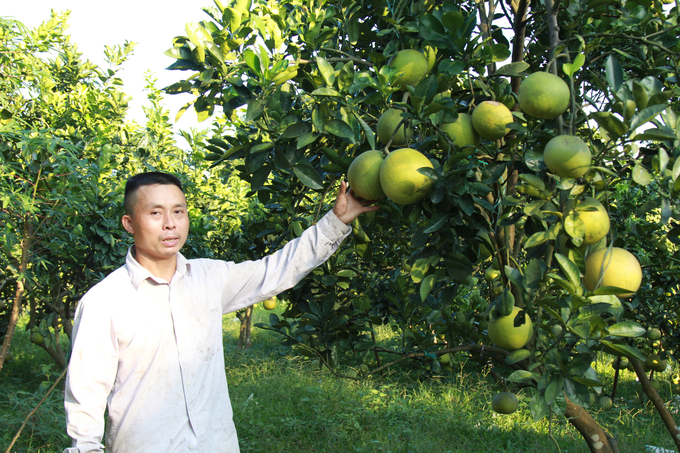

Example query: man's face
[122,184,189,267]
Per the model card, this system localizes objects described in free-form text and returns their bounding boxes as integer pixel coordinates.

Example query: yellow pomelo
[379,148,434,204]
[488,306,533,350]
[263,297,277,310]
[377,109,413,145]
[389,49,430,90]
[518,72,570,119]
[584,247,642,297]
[543,135,591,178]
[574,197,610,246]
[347,150,386,200]
[471,101,514,140]
[439,113,480,149]
[492,392,518,414]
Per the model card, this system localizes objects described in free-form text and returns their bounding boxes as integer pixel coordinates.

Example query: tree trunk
[565,397,620,453]
[510,0,529,93]
[237,306,253,349]
[630,358,680,451]
[0,221,31,374]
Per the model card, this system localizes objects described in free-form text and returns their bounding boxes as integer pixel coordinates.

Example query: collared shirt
[63,211,350,453]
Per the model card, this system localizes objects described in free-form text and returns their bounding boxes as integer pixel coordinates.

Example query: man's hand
[332,181,381,224]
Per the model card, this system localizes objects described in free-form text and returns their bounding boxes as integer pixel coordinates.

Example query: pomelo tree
[164,0,680,450]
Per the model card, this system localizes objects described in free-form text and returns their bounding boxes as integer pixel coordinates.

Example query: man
[63,171,377,452]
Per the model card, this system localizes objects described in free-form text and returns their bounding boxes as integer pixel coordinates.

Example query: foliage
[164,0,680,449]
[0,13,248,370]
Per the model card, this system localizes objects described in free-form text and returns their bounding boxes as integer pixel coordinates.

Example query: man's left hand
[332,181,380,225]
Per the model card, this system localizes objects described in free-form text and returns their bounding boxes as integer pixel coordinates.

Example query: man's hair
[123,172,184,216]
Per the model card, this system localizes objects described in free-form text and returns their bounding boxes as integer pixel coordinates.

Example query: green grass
[2,308,679,452]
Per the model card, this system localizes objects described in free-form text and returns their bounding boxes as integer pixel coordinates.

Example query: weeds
[1,308,678,452]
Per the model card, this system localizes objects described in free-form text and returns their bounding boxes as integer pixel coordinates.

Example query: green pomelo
[488,306,533,350]
[584,247,642,297]
[389,49,430,90]
[492,392,518,414]
[471,101,514,140]
[379,148,434,205]
[377,109,413,145]
[574,197,611,246]
[518,72,570,119]
[439,113,480,149]
[543,135,591,178]
[347,150,386,200]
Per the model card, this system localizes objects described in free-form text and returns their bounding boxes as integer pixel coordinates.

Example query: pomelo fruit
[379,148,434,204]
[647,328,662,341]
[439,113,480,149]
[471,101,514,140]
[488,306,533,350]
[492,392,518,414]
[347,150,386,200]
[518,72,570,119]
[389,49,430,90]
[543,135,591,178]
[573,197,610,246]
[584,247,642,297]
[263,297,277,310]
[599,396,613,410]
[377,109,413,145]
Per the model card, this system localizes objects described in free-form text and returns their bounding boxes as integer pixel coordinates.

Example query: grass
[2,307,679,452]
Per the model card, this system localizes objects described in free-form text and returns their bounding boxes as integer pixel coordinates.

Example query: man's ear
[122,215,134,234]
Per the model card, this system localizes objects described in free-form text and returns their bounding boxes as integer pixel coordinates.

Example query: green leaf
[590,112,628,139]
[316,57,336,86]
[354,113,376,150]
[530,392,549,422]
[632,162,652,186]
[243,49,261,76]
[185,22,213,47]
[673,157,680,182]
[508,370,536,383]
[630,104,667,131]
[525,231,548,248]
[545,376,564,405]
[416,167,439,181]
[495,61,530,76]
[420,274,437,302]
[608,321,646,337]
[599,340,645,360]
[554,253,581,287]
[634,128,677,141]
[605,55,623,93]
[423,212,449,234]
[324,119,355,141]
[282,123,312,139]
[311,87,341,97]
[245,98,266,122]
[292,164,324,189]
[562,53,585,78]
[505,349,531,365]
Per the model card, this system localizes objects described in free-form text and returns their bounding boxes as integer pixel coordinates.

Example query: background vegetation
[1,0,680,450]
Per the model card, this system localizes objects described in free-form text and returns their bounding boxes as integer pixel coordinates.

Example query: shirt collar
[125,246,190,290]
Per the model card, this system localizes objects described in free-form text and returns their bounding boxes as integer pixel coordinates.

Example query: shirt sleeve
[63,295,119,453]
[220,209,351,313]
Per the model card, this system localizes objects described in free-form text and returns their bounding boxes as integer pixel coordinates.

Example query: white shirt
[64,211,350,453]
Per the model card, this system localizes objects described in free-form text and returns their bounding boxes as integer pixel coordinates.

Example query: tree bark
[0,221,31,374]
[565,397,619,453]
[630,358,680,451]
[237,305,253,349]
[510,0,529,94]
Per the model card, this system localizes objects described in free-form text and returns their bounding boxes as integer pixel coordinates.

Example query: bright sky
[3,1,213,137]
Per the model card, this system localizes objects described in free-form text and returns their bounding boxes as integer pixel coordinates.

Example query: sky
[3,1,214,136]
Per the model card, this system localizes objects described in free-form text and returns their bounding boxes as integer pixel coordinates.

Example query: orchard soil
[1,308,678,453]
